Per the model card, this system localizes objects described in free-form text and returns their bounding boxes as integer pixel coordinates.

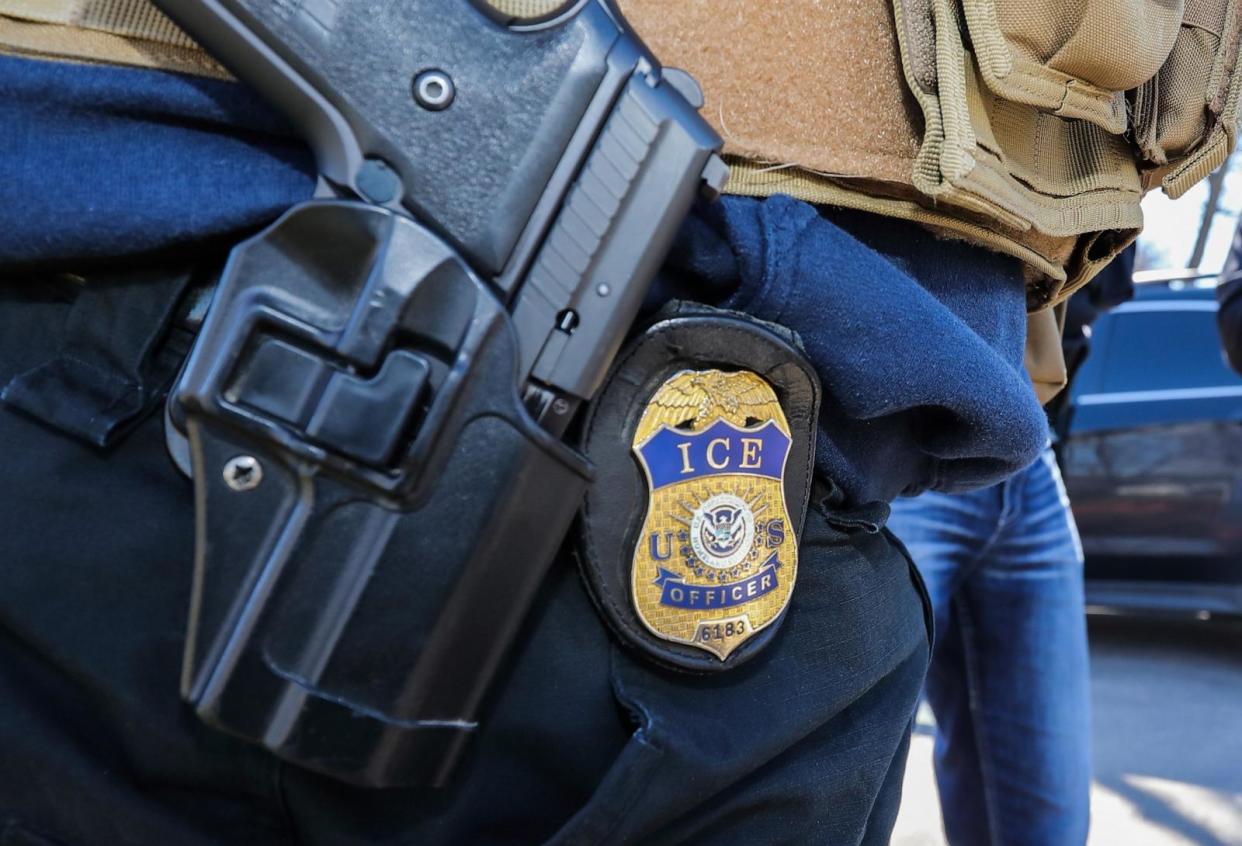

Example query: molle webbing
[887,0,1242,300]
[1134,0,1242,198]
[0,0,226,77]
[960,0,1184,134]
[894,0,1145,240]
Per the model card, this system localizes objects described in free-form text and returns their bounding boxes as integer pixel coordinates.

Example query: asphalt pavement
[891,614,1242,845]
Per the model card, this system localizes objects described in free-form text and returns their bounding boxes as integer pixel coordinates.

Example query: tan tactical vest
[4,0,1241,398]
[622,0,1242,303]
[616,0,1242,395]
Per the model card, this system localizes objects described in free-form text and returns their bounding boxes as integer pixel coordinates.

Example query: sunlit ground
[892,615,1242,845]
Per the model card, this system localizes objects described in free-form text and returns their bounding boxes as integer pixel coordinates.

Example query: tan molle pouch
[894,0,1144,239]
[1133,0,1242,198]
[961,0,1184,134]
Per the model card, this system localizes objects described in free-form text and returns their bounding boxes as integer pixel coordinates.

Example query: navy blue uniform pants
[0,263,930,845]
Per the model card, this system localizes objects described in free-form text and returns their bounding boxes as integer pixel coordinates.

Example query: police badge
[631,371,797,659]
[578,304,820,672]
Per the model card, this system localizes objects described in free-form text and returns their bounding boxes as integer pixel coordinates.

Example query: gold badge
[630,369,798,660]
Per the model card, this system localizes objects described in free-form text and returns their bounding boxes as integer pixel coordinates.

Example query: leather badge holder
[577,302,820,672]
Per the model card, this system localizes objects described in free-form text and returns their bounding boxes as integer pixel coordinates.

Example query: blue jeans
[888,448,1091,846]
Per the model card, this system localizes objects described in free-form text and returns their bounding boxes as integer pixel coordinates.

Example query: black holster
[155,0,724,788]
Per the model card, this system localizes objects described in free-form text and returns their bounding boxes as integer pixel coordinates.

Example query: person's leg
[888,486,1004,845]
[951,448,1092,845]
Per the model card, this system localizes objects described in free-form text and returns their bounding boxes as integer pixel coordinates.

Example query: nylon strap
[0,0,194,46]
[0,0,226,77]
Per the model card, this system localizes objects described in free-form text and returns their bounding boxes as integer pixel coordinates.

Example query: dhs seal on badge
[632,371,797,660]
[577,304,820,672]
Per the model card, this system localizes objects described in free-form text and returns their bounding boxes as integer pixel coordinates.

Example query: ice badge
[631,369,797,660]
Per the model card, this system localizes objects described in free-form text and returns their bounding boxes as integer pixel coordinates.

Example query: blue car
[1059,275,1242,616]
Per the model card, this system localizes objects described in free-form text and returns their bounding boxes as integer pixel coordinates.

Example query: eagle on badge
[630,369,798,660]
[701,504,746,554]
[633,370,786,441]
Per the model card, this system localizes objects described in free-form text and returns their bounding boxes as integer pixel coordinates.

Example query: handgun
[154,0,725,787]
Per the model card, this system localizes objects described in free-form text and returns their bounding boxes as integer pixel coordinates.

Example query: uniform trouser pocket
[551,498,932,846]
[0,283,300,846]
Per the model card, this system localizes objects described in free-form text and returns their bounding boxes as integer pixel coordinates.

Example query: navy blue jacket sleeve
[3,55,1047,506]
[0,55,315,266]
[656,196,1047,503]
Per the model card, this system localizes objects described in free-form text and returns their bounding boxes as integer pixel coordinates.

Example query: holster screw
[223,455,263,492]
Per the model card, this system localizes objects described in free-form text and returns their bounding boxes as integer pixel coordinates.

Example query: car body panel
[1060,281,1242,614]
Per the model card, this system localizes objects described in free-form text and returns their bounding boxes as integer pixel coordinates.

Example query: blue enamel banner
[637,419,790,489]
[653,554,781,609]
